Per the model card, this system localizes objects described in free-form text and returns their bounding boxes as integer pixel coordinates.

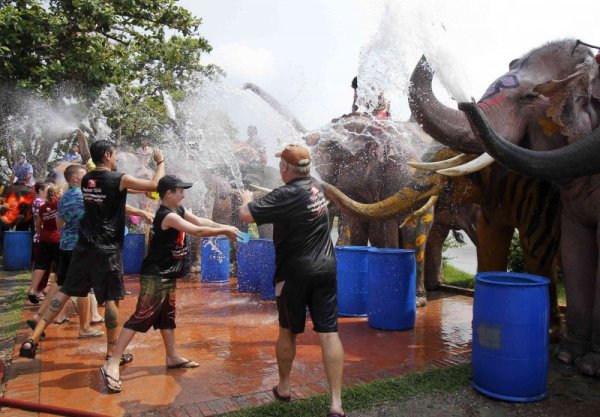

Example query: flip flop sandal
[78,329,104,338]
[106,353,134,366]
[26,319,46,338]
[90,318,105,325]
[326,413,346,417]
[27,293,40,304]
[100,366,122,393]
[272,385,291,402]
[167,360,200,369]
[19,338,38,359]
[54,317,70,325]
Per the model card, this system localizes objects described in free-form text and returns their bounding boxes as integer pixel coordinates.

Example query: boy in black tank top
[100,175,240,393]
[20,139,165,367]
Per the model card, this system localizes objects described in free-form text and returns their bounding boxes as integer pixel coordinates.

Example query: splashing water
[162,91,177,122]
[357,0,475,119]
[202,237,227,263]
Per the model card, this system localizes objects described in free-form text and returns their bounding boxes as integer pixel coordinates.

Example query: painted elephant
[428,39,600,377]
[323,141,563,340]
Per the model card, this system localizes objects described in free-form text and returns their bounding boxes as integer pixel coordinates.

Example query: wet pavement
[1,275,473,417]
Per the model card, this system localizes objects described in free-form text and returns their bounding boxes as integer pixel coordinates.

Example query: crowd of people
[5,123,346,416]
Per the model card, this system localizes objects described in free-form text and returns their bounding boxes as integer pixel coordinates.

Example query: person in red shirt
[26,186,63,318]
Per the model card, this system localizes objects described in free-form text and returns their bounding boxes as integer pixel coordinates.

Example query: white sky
[181,0,600,130]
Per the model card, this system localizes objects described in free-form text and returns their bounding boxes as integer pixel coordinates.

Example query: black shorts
[276,271,338,334]
[60,245,125,305]
[124,275,176,333]
[56,250,73,286]
[34,241,60,272]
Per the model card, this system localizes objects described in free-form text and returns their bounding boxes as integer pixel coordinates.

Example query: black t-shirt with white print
[141,205,188,279]
[78,170,127,253]
[248,176,336,283]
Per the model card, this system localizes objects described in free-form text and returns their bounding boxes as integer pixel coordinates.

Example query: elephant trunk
[243,83,307,134]
[321,173,445,221]
[459,101,600,180]
[409,56,485,154]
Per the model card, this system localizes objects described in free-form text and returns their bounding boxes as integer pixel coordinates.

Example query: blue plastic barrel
[201,237,230,283]
[123,233,145,274]
[367,248,416,330]
[3,231,33,271]
[472,272,550,402]
[257,239,276,300]
[237,241,259,293]
[335,246,369,317]
[237,238,274,293]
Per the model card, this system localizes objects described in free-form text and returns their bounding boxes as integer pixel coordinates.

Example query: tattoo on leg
[49,298,62,312]
[105,307,119,330]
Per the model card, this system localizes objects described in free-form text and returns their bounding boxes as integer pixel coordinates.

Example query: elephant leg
[424,221,450,291]
[476,219,513,272]
[400,222,428,307]
[522,245,562,343]
[368,219,399,249]
[557,210,597,366]
[570,218,600,377]
[347,216,369,247]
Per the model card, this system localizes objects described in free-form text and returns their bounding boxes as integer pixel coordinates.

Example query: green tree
[0,0,219,179]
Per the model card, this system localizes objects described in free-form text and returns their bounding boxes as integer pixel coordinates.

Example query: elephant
[243,82,480,307]
[322,141,563,340]
[432,39,600,377]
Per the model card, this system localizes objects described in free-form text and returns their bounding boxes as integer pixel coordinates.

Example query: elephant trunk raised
[409,56,484,154]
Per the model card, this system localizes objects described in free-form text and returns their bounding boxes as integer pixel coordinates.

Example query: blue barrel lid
[335,245,371,252]
[368,247,416,254]
[476,271,550,286]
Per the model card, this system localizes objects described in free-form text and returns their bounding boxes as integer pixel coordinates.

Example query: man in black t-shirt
[239,144,345,417]
[100,175,239,393]
[20,137,165,366]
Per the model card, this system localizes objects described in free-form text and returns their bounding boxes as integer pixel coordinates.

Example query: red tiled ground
[1,276,472,417]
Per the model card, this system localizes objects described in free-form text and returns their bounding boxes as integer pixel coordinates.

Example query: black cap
[157,175,193,196]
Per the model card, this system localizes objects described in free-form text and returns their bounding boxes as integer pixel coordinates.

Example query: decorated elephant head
[410,39,600,373]
[409,39,600,178]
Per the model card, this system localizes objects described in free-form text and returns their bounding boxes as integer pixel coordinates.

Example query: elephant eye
[520,91,542,104]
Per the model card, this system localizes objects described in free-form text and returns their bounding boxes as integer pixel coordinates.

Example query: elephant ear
[533,62,599,142]
[592,76,600,101]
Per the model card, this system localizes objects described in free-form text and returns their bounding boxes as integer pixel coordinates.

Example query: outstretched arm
[182,208,232,229]
[125,205,154,224]
[163,212,239,240]
[120,149,165,192]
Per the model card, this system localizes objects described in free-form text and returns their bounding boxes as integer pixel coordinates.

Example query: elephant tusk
[408,153,477,171]
[436,153,495,176]
[399,195,438,228]
[248,184,273,193]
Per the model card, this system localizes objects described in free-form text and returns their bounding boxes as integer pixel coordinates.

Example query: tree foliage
[0,0,219,179]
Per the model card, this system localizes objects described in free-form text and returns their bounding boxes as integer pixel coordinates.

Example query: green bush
[507,231,525,272]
